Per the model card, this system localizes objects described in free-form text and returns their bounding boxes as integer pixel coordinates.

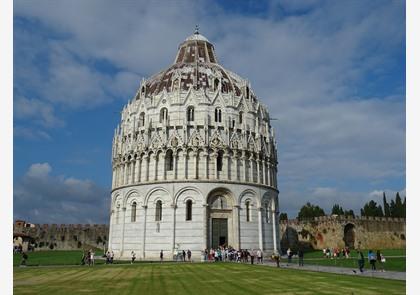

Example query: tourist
[187,249,191,262]
[368,250,376,271]
[131,251,136,264]
[182,250,186,262]
[20,252,28,266]
[257,249,262,264]
[160,250,164,263]
[90,249,95,266]
[298,248,304,266]
[287,248,292,265]
[111,251,115,264]
[322,248,326,258]
[379,251,386,272]
[81,251,86,265]
[237,249,241,262]
[250,249,255,264]
[273,251,280,268]
[105,251,110,264]
[357,250,364,273]
[204,249,208,261]
[87,250,92,266]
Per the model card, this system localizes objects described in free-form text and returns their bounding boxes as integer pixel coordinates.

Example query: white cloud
[13,0,405,219]
[14,96,63,127]
[14,163,109,223]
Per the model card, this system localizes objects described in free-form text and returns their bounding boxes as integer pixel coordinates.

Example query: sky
[13,0,405,224]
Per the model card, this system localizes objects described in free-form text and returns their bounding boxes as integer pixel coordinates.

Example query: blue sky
[13,0,405,223]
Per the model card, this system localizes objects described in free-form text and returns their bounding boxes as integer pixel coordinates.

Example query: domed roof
[142,30,254,100]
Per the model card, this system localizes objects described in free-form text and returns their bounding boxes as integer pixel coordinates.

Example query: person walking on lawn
[357,250,365,273]
[298,248,304,266]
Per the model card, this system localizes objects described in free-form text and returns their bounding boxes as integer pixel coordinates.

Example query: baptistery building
[108,30,279,259]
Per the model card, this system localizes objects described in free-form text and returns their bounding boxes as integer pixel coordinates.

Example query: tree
[361,200,383,217]
[331,204,344,215]
[383,192,391,217]
[390,192,405,218]
[279,213,288,221]
[297,202,325,220]
[344,209,355,218]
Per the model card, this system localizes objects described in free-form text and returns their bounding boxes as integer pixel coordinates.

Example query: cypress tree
[383,192,391,217]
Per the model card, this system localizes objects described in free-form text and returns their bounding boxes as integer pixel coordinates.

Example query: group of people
[81,249,95,266]
[202,246,264,265]
[173,249,192,262]
[322,247,351,259]
[357,249,386,273]
[286,248,304,266]
[105,251,115,264]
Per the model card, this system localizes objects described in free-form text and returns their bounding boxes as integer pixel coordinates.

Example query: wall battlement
[280,215,406,252]
[14,220,109,251]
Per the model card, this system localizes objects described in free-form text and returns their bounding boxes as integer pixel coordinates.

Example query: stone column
[161,152,166,180]
[266,162,271,186]
[256,159,261,184]
[112,168,116,189]
[120,207,126,257]
[258,207,263,251]
[130,160,135,184]
[144,155,150,182]
[142,205,147,259]
[204,151,209,179]
[193,151,198,179]
[223,153,229,180]
[123,163,128,185]
[213,152,218,179]
[183,149,188,179]
[262,160,266,185]
[242,155,247,182]
[108,209,114,251]
[272,210,278,252]
[249,156,254,183]
[136,157,141,183]
[171,204,177,253]
[233,151,238,181]
[153,154,158,181]
[173,152,178,180]
[234,205,241,249]
[202,204,208,251]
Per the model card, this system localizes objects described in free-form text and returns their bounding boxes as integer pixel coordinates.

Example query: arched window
[187,106,194,122]
[160,108,168,123]
[232,119,235,128]
[246,200,251,222]
[214,78,219,91]
[217,151,223,171]
[166,150,174,171]
[155,200,162,221]
[265,203,270,223]
[115,205,120,224]
[186,200,192,221]
[215,108,222,123]
[131,202,137,222]
[246,86,249,99]
[139,112,145,127]
[239,112,243,124]
[210,195,230,210]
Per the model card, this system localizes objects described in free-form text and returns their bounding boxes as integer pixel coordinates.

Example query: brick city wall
[280,215,405,252]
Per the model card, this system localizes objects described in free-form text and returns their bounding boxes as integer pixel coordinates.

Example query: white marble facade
[108,30,279,259]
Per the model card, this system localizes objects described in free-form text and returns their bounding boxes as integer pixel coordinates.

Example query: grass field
[14,263,405,295]
[296,249,406,272]
[14,249,406,272]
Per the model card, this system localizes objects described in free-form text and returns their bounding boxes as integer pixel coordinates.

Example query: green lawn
[14,263,405,295]
[296,249,405,272]
[13,251,103,267]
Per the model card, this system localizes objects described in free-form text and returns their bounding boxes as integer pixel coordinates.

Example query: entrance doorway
[212,218,228,248]
[343,223,356,248]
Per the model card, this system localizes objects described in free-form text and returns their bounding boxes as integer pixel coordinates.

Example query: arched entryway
[343,223,356,249]
[207,188,234,249]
